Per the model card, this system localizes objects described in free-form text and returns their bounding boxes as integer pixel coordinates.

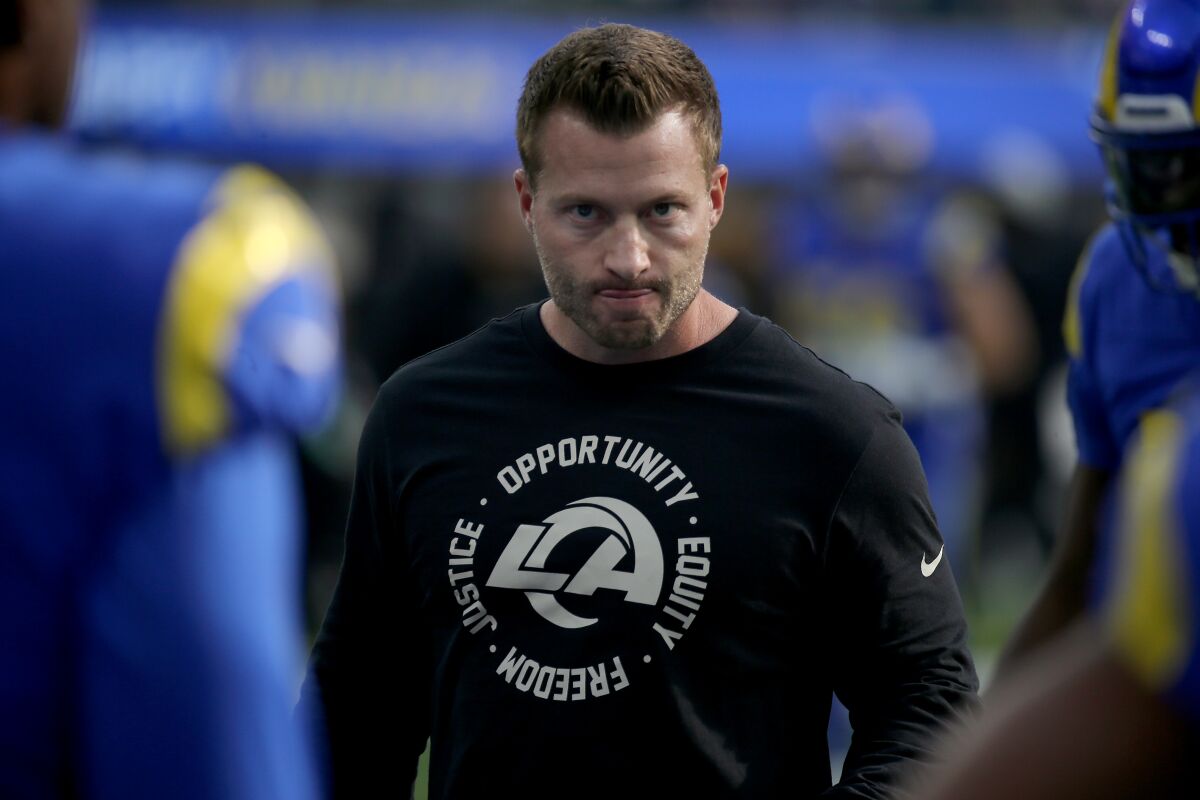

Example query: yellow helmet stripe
[1099,3,1129,122]
[1193,50,1200,123]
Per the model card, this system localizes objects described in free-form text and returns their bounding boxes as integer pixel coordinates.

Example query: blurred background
[70,0,1122,683]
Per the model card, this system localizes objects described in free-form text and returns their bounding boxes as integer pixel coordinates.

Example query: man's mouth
[597,288,654,299]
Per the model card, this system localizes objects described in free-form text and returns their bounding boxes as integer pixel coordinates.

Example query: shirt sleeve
[820,409,981,799]
[1063,234,1120,470]
[1068,357,1120,470]
[297,388,432,796]
[1101,405,1200,721]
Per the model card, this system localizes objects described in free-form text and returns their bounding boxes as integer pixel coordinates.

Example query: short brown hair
[516,23,722,186]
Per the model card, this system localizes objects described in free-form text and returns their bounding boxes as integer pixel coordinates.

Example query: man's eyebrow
[645,191,690,204]
[546,188,691,207]
[549,193,604,205]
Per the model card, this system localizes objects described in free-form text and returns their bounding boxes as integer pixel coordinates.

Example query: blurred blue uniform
[1101,380,1200,719]
[1063,225,1200,604]
[0,129,339,798]
[1064,224,1200,473]
[772,191,986,582]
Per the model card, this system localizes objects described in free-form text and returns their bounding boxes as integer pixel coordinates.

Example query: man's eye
[651,203,675,217]
[573,205,595,219]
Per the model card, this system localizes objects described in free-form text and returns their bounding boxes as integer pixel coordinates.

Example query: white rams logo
[486,496,664,629]
[448,436,707,702]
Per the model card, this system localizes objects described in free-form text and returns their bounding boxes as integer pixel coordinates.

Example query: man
[913,383,1200,798]
[0,1,340,796]
[302,23,977,799]
[995,0,1200,683]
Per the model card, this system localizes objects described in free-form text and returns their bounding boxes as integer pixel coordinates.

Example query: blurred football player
[912,380,1200,799]
[771,97,1035,770]
[996,0,1200,682]
[0,0,339,797]
[771,96,1035,599]
[910,1,1200,794]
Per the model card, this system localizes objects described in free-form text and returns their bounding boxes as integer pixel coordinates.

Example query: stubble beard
[534,234,707,351]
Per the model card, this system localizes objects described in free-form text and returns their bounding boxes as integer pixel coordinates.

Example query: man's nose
[603,218,651,282]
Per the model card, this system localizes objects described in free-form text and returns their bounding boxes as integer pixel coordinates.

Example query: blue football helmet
[1092,0,1200,293]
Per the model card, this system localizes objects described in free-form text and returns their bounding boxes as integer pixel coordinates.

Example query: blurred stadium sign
[70,9,1105,182]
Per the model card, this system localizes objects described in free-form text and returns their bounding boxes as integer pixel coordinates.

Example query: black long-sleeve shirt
[301,303,979,799]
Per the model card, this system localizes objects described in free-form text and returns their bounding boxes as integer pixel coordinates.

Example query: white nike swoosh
[921,545,945,578]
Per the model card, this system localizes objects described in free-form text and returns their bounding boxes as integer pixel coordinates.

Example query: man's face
[516,108,726,352]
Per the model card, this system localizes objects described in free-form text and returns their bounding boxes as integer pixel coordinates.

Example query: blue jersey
[1063,223,1200,472]
[772,192,960,390]
[770,189,989,583]
[0,129,339,798]
[1101,382,1200,720]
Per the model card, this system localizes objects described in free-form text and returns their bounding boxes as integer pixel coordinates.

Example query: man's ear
[514,169,535,232]
[708,164,729,231]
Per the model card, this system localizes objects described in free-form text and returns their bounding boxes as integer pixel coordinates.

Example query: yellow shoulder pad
[157,165,336,455]
[1062,230,1101,361]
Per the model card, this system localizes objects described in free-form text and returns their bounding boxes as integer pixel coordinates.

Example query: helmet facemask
[1095,118,1200,297]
